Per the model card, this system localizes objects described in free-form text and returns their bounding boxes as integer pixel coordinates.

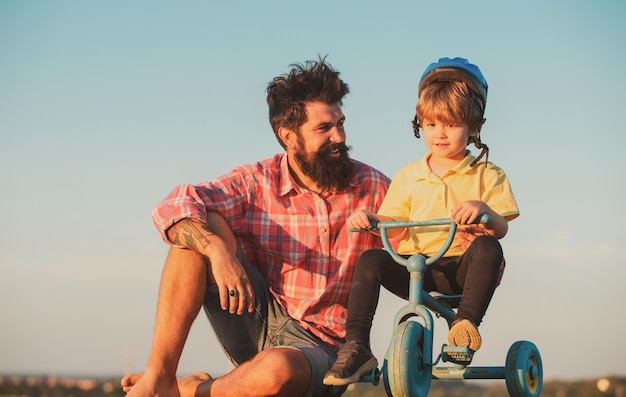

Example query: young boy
[323,57,519,386]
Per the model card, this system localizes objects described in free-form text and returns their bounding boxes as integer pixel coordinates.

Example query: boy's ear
[470,118,486,137]
[478,118,486,132]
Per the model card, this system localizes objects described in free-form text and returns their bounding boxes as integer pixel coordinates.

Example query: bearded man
[122,58,390,397]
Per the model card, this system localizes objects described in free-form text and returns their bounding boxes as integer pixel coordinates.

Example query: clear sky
[1,0,625,383]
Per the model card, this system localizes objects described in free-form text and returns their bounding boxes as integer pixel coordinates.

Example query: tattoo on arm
[169,219,216,250]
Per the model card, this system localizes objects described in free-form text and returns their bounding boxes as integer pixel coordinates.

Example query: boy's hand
[450,200,489,225]
[347,210,379,230]
[452,200,509,240]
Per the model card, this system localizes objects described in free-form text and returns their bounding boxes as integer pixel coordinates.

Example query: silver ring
[229,289,238,297]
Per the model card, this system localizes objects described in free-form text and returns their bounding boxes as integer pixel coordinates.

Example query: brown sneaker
[323,341,378,386]
[448,319,482,352]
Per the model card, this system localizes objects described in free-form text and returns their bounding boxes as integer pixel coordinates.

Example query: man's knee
[252,348,311,396]
[163,247,215,287]
[166,246,206,264]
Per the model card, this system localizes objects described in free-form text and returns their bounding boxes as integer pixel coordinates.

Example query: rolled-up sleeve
[152,169,251,245]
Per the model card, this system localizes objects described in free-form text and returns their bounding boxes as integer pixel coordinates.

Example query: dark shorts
[202,248,346,397]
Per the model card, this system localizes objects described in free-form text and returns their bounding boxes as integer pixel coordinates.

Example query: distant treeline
[0,374,121,397]
[1,374,624,397]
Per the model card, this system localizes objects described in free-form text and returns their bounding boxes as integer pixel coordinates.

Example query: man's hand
[167,215,254,314]
[208,241,255,315]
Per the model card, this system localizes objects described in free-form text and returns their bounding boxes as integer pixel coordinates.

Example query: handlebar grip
[476,213,491,224]
[349,220,379,232]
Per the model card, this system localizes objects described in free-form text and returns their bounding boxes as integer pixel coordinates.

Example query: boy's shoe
[447,319,482,352]
[323,341,378,386]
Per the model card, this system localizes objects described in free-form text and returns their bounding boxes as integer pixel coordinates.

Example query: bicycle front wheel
[385,321,431,397]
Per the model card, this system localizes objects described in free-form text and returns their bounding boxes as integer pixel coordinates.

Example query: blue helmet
[414,57,490,166]
[418,57,488,111]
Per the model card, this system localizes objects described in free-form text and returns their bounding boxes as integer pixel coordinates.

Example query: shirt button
[320,227,327,233]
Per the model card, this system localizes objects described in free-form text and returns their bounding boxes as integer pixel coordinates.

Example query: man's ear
[278,127,297,150]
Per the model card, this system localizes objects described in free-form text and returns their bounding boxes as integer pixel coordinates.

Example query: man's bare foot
[179,372,214,397]
[120,372,179,396]
[121,372,213,397]
[121,373,143,393]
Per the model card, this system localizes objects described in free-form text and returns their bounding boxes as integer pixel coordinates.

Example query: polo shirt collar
[416,151,478,180]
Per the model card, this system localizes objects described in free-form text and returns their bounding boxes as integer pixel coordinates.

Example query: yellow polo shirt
[378,152,519,257]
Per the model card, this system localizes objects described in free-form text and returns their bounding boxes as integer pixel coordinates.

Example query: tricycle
[358,215,542,397]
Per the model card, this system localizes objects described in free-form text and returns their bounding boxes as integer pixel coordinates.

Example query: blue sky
[1,0,625,384]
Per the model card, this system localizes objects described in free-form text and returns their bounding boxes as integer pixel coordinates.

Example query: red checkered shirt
[153,154,390,347]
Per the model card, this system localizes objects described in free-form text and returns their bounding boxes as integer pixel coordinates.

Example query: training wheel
[505,341,543,397]
[385,321,431,397]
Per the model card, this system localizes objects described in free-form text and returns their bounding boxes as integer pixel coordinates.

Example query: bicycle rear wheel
[505,340,543,397]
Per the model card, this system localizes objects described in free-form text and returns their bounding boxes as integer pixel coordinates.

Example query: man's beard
[294,140,356,193]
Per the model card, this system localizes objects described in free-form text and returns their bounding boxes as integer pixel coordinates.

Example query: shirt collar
[415,151,478,180]
[279,154,299,196]
[453,152,478,174]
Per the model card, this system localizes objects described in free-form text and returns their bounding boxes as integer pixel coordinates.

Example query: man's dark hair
[266,57,350,148]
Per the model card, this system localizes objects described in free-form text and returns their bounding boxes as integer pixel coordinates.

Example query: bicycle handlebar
[352,213,491,267]
[370,213,490,232]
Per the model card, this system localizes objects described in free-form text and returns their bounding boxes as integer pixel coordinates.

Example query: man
[122,58,390,397]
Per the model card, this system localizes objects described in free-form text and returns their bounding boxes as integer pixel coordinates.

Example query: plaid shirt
[153,154,390,347]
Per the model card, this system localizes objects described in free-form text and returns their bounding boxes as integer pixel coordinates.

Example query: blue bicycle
[359,216,543,397]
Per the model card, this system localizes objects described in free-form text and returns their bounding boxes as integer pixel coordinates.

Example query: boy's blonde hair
[416,79,485,134]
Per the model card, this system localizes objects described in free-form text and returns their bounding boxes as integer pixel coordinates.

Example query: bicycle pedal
[442,345,473,365]
[359,367,380,386]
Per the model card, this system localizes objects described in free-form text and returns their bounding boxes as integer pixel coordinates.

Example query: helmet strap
[468,118,488,167]
[412,116,420,138]
[468,135,489,167]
